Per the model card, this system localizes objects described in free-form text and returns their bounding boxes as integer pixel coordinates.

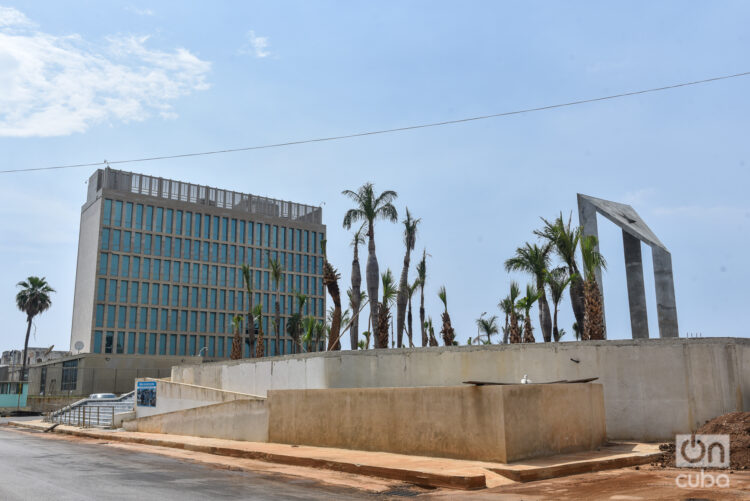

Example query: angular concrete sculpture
[577,194,679,339]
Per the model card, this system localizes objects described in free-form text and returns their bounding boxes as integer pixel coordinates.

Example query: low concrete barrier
[125,399,268,442]
[268,383,605,463]
[134,378,263,419]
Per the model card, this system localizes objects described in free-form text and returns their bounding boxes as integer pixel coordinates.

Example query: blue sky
[1,1,748,354]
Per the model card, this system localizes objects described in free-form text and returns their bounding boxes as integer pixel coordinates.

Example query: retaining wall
[172,337,750,441]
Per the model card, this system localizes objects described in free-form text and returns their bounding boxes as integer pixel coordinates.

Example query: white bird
[521,374,531,384]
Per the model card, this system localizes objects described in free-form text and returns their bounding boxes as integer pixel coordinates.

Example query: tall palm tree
[476,315,500,344]
[342,183,398,345]
[376,269,398,348]
[241,264,254,357]
[546,267,574,342]
[416,249,428,347]
[505,243,552,342]
[396,208,421,348]
[535,214,585,337]
[406,279,419,348]
[498,296,513,344]
[425,317,439,347]
[253,303,264,358]
[320,239,342,351]
[230,315,243,360]
[349,224,365,350]
[580,234,607,340]
[15,277,54,394]
[437,286,455,346]
[516,284,541,343]
[268,257,283,356]
[507,282,522,344]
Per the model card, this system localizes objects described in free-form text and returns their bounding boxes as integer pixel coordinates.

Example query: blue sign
[136,381,157,407]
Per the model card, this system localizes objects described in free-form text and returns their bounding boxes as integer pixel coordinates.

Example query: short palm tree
[437,286,455,346]
[268,257,283,355]
[498,296,513,344]
[580,234,607,340]
[416,249,428,347]
[241,263,254,357]
[535,214,585,337]
[546,267,574,342]
[349,224,365,350]
[320,239,342,350]
[476,315,499,344]
[15,277,54,392]
[425,317,439,347]
[253,303,264,357]
[230,315,244,360]
[342,183,398,347]
[286,293,307,353]
[376,269,398,348]
[507,282,522,344]
[516,284,541,343]
[396,208,421,348]
[505,243,552,342]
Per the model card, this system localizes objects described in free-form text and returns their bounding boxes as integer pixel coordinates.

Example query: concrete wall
[172,338,750,441]
[268,384,604,463]
[135,378,263,418]
[126,399,268,442]
[70,196,101,354]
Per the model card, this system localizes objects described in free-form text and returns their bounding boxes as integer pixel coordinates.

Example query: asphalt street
[0,426,377,500]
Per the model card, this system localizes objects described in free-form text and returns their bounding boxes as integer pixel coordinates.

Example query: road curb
[7,420,486,490]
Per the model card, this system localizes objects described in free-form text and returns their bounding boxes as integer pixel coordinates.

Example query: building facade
[71,168,326,359]
[1,348,70,382]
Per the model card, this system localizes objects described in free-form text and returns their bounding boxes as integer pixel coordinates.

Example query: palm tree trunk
[351,247,361,350]
[247,289,254,358]
[275,300,281,355]
[503,313,510,344]
[553,304,560,342]
[18,316,32,404]
[419,287,426,347]
[407,295,414,347]
[366,222,382,347]
[569,271,585,334]
[537,281,553,343]
[396,249,411,348]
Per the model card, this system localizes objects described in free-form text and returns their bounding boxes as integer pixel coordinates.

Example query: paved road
[0,427,376,500]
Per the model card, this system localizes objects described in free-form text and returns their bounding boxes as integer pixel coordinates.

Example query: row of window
[100,232,322,272]
[96,280,323,311]
[92,331,322,357]
[93,301,325,333]
[102,199,322,253]
[98,253,324,293]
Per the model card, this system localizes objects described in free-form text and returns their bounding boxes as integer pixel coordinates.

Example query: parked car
[89,393,117,399]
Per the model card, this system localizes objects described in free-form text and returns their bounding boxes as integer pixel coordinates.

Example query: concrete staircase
[46,392,134,428]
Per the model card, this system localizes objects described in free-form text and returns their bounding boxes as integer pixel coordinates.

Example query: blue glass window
[93,331,102,353]
[99,254,108,275]
[135,204,143,229]
[102,199,112,225]
[124,202,133,228]
[113,201,123,226]
[101,229,110,250]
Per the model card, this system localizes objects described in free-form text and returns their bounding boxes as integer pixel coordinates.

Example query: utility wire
[2,70,749,175]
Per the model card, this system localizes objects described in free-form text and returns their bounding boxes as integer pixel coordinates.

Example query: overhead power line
[2,70,749,175]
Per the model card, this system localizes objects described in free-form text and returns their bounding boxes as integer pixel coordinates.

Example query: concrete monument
[577,194,678,339]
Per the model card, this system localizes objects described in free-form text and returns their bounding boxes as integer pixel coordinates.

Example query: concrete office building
[70,168,326,360]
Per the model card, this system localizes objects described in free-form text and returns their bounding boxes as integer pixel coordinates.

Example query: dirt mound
[652,412,750,470]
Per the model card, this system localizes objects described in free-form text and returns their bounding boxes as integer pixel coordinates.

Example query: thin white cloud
[240,30,271,58]
[0,6,210,137]
[0,6,32,27]
[125,5,155,16]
